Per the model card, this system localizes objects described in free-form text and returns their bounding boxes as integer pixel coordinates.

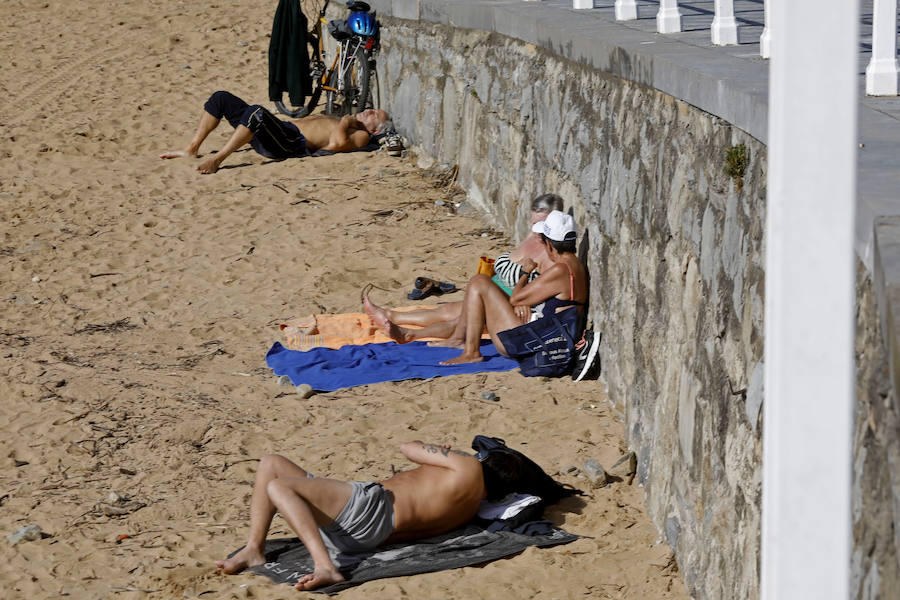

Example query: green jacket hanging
[268,0,311,107]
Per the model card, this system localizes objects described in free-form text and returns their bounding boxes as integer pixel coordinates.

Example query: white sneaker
[383,133,403,156]
[571,329,601,381]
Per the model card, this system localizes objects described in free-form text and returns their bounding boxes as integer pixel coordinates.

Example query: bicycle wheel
[324,67,340,115]
[341,45,372,114]
[356,49,375,111]
[367,57,380,110]
[275,80,322,118]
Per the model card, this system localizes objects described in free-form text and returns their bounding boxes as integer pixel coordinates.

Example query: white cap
[532,210,576,242]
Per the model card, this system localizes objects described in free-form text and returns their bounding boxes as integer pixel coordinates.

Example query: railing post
[711,0,739,45]
[656,0,682,33]
[762,0,858,598]
[865,0,900,96]
[615,0,638,21]
[760,0,772,58]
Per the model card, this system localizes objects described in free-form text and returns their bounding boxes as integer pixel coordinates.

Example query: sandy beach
[0,0,688,597]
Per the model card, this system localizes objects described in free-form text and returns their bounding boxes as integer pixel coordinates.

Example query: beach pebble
[20,241,49,254]
[434,199,445,207]
[563,465,579,475]
[238,41,248,47]
[296,384,314,399]
[481,391,499,402]
[108,492,124,504]
[31,276,41,282]
[609,451,637,484]
[275,375,291,386]
[583,459,608,488]
[7,525,42,545]
[456,201,475,215]
[481,233,489,237]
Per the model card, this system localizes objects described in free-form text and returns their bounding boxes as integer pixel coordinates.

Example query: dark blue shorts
[204,90,309,159]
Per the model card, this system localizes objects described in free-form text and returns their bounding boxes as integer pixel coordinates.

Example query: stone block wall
[375,21,765,598]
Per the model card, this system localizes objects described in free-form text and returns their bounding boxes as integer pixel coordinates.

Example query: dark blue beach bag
[498,308,579,377]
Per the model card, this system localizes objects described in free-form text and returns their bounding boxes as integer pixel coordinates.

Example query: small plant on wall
[724,143,749,194]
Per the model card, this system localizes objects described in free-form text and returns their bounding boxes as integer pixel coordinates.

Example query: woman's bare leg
[364,296,460,327]
[160,110,221,159]
[365,296,461,343]
[391,302,461,327]
[441,275,519,365]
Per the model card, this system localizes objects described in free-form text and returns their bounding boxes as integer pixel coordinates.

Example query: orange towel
[280,307,440,351]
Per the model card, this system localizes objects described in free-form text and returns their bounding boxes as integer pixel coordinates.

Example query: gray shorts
[319,482,394,553]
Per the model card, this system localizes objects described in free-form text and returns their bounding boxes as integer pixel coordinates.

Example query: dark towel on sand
[241,523,578,594]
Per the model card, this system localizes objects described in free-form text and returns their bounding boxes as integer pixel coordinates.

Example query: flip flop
[407,277,457,300]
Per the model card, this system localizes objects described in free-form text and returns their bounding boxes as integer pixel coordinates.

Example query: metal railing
[569,0,899,96]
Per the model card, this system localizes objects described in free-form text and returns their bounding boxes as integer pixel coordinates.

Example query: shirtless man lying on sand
[160,90,391,174]
[217,441,495,590]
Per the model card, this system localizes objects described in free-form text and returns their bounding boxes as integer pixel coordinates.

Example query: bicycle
[274,0,381,118]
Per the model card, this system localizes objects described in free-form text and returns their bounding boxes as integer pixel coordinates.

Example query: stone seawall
[376,20,765,598]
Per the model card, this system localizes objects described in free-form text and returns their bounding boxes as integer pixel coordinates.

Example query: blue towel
[266,340,518,391]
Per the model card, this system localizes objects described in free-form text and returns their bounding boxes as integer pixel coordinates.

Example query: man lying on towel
[160,91,391,174]
[217,440,515,590]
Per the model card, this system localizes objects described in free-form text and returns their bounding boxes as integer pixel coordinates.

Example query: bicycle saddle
[346,1,371,12]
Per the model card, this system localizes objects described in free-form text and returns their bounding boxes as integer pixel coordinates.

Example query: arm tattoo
[421,443,471,457]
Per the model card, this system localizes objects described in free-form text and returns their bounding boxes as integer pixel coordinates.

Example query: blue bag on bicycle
[496,308,579,377]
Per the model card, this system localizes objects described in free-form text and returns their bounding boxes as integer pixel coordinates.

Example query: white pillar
[711,0,739,45]
[762,0,857,599]
[615,0,638,20]
[656,0,682,33]
[760,0,772,58]
[865,0,900,96]
[572,0,593,9]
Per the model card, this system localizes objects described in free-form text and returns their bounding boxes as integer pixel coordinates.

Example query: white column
[615,0,638,20]
[865,0,900,96]
[760,0,772,58]
[572,0,594,9]
[762,0,857,599]
[711,0,739,45]
[656,0,682,33]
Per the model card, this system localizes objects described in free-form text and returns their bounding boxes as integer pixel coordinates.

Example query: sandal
[407,277,457,300]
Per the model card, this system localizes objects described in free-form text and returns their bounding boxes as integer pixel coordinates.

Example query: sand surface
[0,0,688,597]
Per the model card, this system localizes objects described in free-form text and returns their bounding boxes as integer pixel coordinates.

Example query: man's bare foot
[215,544,266,574]
[295,565,345,590]
[441,352,484,365]
[196,157,220,174]
[159,149,197,159]
[364,295,411,343]
[428,338,464,349]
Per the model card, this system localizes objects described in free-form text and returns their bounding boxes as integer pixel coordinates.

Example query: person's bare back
[382,442,485,542]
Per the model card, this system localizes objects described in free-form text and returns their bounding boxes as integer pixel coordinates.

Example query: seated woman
[378,210,587,375]
[363,193,564,346]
